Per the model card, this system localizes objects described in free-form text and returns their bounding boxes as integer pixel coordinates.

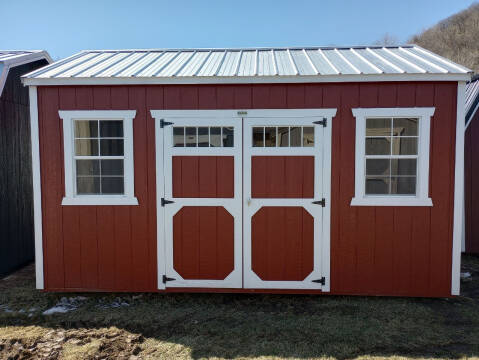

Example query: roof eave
[22,72,472,86]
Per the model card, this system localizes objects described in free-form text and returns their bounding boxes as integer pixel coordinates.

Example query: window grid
[173,126,234,147]
[364,117,419,196]
[252,126,314,147]
[73,119,125,195]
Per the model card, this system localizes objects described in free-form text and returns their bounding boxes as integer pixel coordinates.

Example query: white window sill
[350,197,433,207]
[62,196,139,206]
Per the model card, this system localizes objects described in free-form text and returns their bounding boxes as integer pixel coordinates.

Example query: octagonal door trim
[154,114,243,289]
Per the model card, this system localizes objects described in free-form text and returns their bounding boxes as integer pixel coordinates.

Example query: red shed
[22,46,471,297]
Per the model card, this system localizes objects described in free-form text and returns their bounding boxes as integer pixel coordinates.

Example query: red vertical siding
[37,82,458,296]
[251,156,314,198]
[173,206,234,280]
[465,108,479,254]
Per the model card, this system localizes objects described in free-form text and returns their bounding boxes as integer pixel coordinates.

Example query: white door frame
[152,110,243,289]
[152,109,336,291]
[242,110,335,291]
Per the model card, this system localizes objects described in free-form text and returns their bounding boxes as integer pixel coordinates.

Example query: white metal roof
[22,46,471,86]
[0,50,52,96]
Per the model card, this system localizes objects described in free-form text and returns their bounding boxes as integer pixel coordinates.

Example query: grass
[1,256,479,359]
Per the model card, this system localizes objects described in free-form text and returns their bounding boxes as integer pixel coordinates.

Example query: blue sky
[1,0,476,60]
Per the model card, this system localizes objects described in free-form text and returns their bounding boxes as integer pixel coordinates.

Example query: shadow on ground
[0,256,479,359]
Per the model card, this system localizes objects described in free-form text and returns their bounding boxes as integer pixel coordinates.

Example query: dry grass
[0,256,479,359]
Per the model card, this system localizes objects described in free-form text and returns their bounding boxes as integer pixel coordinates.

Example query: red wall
[37,82,458,296]
[465,109,479,254]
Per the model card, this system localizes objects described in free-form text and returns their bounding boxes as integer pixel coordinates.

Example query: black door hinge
[313,118,327,127]
[160,119,174,128]
[162,275,176,283]
[312,198,326,207]
[161,198,175,207]
[312,277,326,285]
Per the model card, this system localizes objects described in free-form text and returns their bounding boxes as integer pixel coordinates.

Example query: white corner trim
[29,86,44,289]
[452,82,466,295]
[58,110,138,206]
[351,107,435,207]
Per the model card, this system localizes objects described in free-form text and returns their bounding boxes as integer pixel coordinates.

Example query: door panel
[172,156,234,198]
[244,117,326,289]
[251,206,314,281]
[251,156,314,198]
[162,117,242,288]
[173,206,234,280]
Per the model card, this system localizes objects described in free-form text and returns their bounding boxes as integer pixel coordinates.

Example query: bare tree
[374,33,399,46]
[411,2,479,73]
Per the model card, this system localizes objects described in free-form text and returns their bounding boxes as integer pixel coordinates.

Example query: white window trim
[351,107,435,207]
[59,110,138,206]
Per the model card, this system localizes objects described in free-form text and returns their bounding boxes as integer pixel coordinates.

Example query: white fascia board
[22,73,472,86]
[452,81,466,296]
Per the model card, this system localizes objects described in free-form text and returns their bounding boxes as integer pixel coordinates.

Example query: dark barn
[465,76,479,254]
[0,51,51,277]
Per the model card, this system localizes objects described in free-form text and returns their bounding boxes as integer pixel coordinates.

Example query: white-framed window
[59,110,138,206]
[350,107,434,207]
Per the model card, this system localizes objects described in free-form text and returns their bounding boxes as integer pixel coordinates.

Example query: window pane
[265,127,276,147]
[77,176,100,194]
[100,139,124,156]
[365,137,390,155]
[290,127,301,147]
[391,177,416,195]
[198,127,209,147]
[101,159,124,176]
[101,177,124,194]
[278,127,289,147]
[222,127,234,147]
[303,127,314,147]
[366,118,391,136]
[75,139,98,156]
[253,127,264,147]
[185,127,197,147]
[100,120,123,137]
[366,177,390,195]
[392,137,418,155]
[210,127,221,147]
[75,120,98,138]
[393,118,418,136]
[391,159,417,176]
[173,127,184,147]
[76,160,100,176]
[366,159,390,176]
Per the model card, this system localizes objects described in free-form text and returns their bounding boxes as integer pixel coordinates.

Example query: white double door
[153,110,332,291]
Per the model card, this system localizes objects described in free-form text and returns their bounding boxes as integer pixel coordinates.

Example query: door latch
[161,198,175,207]
[312,198,326,207]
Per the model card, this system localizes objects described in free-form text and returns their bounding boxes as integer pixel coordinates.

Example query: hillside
[410,2,479,73]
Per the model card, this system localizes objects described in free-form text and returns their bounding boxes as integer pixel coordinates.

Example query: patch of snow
[461,272,472,279]
[43,305,72,315]
[97,297,131,309]
[0,304,13,313]
[42,296,88,316]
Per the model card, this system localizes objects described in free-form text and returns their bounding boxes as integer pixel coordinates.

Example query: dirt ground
[1,256,479,360]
